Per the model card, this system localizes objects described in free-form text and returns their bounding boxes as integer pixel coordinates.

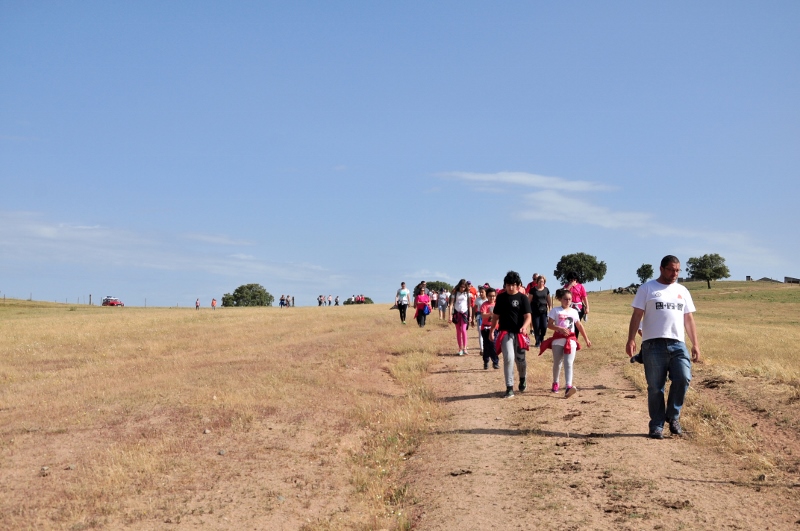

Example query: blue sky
[2,1,798,306]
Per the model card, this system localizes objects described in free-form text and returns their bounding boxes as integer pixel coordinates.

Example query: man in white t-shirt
[626,255,701,440]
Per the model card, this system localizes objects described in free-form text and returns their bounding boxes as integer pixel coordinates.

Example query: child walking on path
[451,279,470,355]
[540,288,592,398]
[474,286,487,355]
[479,288,499,370]
[490,271,532,398]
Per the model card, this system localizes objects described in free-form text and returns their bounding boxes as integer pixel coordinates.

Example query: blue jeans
[642,339,692,432]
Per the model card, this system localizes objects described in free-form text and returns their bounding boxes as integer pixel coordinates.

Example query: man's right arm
[626,308,645,357]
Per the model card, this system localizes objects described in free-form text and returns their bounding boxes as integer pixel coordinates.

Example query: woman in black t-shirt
[528,275,552,347]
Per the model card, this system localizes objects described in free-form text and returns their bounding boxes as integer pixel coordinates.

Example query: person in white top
[626,255,701,440]
[548,289,591,398]
[438,289,450,320]
[451,280,471,356]
[395,282,412,324]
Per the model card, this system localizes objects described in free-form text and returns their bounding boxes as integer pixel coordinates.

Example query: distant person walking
[626,255,701,440]
[413,281,431,328]
[328,295,333,306]
[451,279,470,355]
[395,282,411,324]
[334,296,339,306]
[196,298,200,310]
[467,282,478,326]
[479,287,499,369]
[564,272,589,321]
[438,288,450,320]
[526,273,540,296]
[529,275,552,347]
[474,286,487,354]
[211,298,217,310]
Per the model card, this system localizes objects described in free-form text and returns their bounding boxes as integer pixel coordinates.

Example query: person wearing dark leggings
[395,282,411,324]
[529,275,552,347]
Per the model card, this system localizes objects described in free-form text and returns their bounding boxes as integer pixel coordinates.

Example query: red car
[102,296,124,307]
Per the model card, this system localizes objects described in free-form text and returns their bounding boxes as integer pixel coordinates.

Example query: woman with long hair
[451,279,470,355]
[413,281,431,328]
[529,275,552,347]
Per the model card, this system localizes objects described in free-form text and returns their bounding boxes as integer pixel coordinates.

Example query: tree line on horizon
[220,253,732,307]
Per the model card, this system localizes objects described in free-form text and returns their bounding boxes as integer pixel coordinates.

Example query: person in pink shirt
[479,288,499,369]
[564,272,589,322]
[413,281,431,328]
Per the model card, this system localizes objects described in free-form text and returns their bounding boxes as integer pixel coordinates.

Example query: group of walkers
[394,255,702,439]
[195,298,217,310]
[317,295,340,306]
[279,295,295,307]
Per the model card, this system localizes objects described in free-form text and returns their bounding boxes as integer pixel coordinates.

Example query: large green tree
[426,280,454,293]
[553,253,607,285]
[636,264,654,284]
[221,283,274,307]
[686,254,730,289]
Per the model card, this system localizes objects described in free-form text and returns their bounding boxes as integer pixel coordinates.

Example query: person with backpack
[413,281,431,328]
[564,272,590,321]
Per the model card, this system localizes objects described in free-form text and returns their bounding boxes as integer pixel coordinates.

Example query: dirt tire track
[407,331,800,530]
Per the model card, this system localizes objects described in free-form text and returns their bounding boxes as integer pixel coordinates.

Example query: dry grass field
[1,280,798,529]
[0,301,446,529]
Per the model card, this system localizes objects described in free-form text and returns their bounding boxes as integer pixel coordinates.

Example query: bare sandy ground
[406,328,800,530]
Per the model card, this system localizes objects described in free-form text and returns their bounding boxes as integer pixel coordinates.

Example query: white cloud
[0,211,338,283]
[184,233,255,246]
[406,269,453,281]
[440,172,785,270]
[517,190,653,229]
[440,171,614,192]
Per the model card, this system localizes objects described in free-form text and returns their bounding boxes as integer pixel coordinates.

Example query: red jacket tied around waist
[494,330,530,355]
[539,331,581,356]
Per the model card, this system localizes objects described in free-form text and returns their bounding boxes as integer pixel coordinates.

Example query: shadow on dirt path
[407,329,799,530]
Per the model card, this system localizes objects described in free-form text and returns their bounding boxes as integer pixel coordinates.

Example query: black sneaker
[649,427,664,440]
[492,363,500,369]
[504,387,515,399]
[519,379,527,392]
[630,352,643,364]
[483,363,489,370]
[668,419,683,436]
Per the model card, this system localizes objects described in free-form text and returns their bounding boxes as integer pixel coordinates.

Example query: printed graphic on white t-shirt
[548,306,579,347]
[632,280,696,342]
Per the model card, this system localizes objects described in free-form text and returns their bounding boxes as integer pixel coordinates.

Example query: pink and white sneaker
[551,382,559,393]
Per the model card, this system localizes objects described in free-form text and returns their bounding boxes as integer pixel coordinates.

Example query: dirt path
[407,328,800,530]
